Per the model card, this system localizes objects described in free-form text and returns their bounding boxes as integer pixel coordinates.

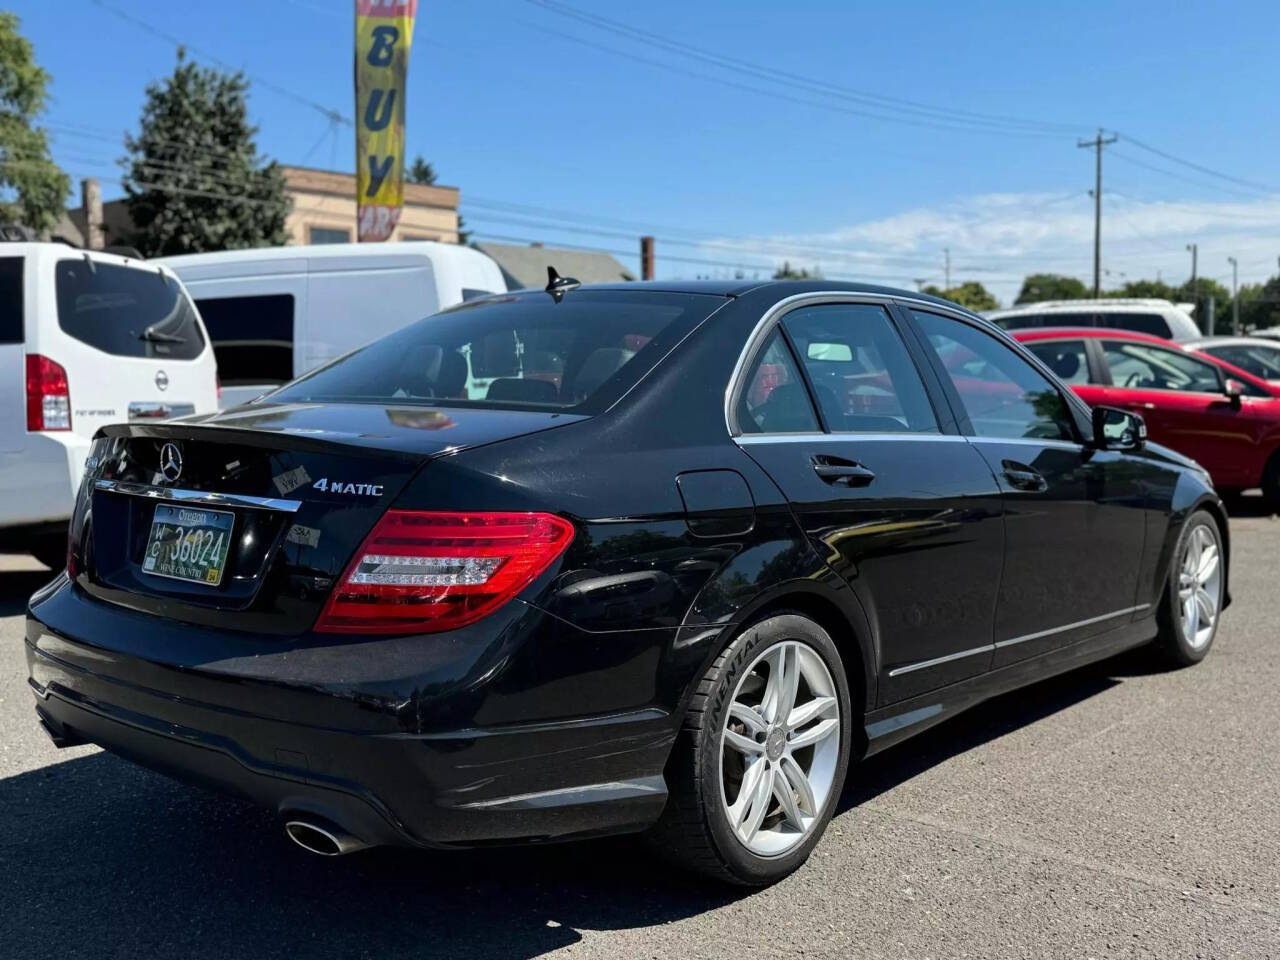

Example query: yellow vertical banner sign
[355,0,417,241]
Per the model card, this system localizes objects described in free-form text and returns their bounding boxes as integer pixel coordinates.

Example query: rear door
[45,254,217,436]
[0,256,24,452]
[732,298,1005,705]
[907,309,1148,666]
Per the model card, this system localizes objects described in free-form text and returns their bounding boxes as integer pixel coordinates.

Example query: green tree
[0,12,69,231]
[1110,279,1181,300]
[1015,273,1088,304]
[123,51,290,256]
[405,154,436,185]
[923,281,999,312]
[773,260,821,279]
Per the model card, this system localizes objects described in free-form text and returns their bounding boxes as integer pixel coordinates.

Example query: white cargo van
[986,298,1203,341]
[157,242,506,408]
[0,243,219,567]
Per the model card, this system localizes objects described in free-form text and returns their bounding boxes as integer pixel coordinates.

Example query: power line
[522,0,1085,138]
[1110,149,1270,201]
[1116,132,1277,194]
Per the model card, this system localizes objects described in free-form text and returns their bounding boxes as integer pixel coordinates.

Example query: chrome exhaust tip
[284,818,369,857]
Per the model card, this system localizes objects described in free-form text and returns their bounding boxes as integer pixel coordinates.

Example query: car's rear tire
[30,534,66,572]
[1154,509,1225,666]
[649,613,852,886]
[1262,453,1280,513]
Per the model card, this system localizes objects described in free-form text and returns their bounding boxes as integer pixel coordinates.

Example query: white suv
[0,243,218,567]
[986,298,1203,341]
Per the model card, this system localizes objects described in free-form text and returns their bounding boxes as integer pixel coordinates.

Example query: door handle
[1001,460,1047,492]
[811,454,876,487]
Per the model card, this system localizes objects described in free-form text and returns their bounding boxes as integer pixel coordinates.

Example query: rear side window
[1024,339,1091,385]
[271,290,720,413]
[1097,313,1171,338]
[782,304,937,433]
[55,260,205,360]
[0,257,22,343]
[738,330,819,434]
[195,295,294,386]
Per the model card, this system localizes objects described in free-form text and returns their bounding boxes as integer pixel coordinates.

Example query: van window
[1000,312,1096,330]
[55,260,205,360]
[271,290,720,413]
[1096,313,1172,338]
[194,295,295,386]
[0,257,22,343]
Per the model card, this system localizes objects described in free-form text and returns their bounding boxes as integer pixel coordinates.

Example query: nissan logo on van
[155,369,169,391]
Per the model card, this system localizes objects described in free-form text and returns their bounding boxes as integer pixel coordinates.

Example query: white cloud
[691,191,1280,305]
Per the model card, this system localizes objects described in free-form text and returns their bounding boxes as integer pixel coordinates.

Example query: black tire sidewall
[696,613,852,885]
[1162,510,1223,664]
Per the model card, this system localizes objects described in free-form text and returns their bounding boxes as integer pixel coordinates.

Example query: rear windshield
[270,290,722,413]
[1001,311,1171,338]
[55,259,205,360]
[195,294,294,385]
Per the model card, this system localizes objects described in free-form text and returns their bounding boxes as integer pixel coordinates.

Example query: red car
[1011,327,1280,503]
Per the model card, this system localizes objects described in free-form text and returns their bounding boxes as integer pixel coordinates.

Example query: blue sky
[16,0,1280,303]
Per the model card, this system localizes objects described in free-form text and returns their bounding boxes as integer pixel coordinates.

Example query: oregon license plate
[142,504,234,586]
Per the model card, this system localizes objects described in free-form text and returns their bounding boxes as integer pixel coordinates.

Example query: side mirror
[1224,378,1245,408]
[1091,405,1146,452]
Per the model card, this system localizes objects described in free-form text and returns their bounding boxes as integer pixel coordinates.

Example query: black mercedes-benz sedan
[26,279,1229,886]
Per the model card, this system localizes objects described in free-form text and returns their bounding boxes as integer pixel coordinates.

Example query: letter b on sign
[367,26,399,66]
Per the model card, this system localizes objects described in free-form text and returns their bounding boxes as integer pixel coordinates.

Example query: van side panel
[305,262,437,372]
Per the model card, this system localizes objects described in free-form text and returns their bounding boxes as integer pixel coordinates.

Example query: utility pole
[640,235,655,281]
[1228,256,1239,334]
[1078,129,1117,298]
[943,248,951,290]
[1186,243,1201,332]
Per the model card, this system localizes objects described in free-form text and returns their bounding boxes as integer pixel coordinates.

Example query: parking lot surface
[2,507,1278,960]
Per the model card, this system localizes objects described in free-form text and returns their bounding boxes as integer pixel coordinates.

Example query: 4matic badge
[312,478,384,497]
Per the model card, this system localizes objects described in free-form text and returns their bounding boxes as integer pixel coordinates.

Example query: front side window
[738,330,819,434]
[912,311,1075,441]
[55,260,205,360]
[1102,341,1221,393]
[1023,339,1090,385]
[271,290,719,413]
[782,304,937,433]
[195,295,294,385]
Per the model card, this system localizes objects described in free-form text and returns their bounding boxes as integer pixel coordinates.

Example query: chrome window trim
[94,479,302,513]
[735,432,969,445]
[994,603,1150,648]
[967,436,1085,452]
[724,291,973,440]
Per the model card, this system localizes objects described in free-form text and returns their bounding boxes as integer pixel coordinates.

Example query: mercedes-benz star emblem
[155,369,169,391]
[159,442,183,483]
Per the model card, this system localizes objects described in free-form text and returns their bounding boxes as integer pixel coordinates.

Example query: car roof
[503,278,973,310]
[1009,326,1175,346]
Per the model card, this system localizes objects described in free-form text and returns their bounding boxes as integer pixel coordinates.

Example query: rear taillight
[314,511,574,635]
[26,354,71,431]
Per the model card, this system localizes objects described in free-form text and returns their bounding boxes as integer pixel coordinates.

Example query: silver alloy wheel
[719,639,841,857]
[1178,522,1223,650]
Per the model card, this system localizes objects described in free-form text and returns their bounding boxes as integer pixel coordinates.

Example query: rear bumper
[0,433,88,528]
[26,577,675,849]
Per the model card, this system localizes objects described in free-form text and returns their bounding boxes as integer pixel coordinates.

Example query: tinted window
[1102,341,1221,393]
[309,226,351,244]
[1097,312,1171,338]
[738,330,819,434]
[195,295,294,386]
[1024,339,1090,385]
[782,304,937,433]
[271,290,718,413]
[55,260,204,360]
[1001,312,1096,330]
[1203,344,1280,380]
[913,311,1074,441]
[0,257,22,343]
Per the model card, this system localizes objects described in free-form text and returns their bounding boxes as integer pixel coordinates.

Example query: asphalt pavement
[2,503,1278,959]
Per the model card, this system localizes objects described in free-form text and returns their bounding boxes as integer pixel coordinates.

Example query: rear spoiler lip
[95,421,436,463]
